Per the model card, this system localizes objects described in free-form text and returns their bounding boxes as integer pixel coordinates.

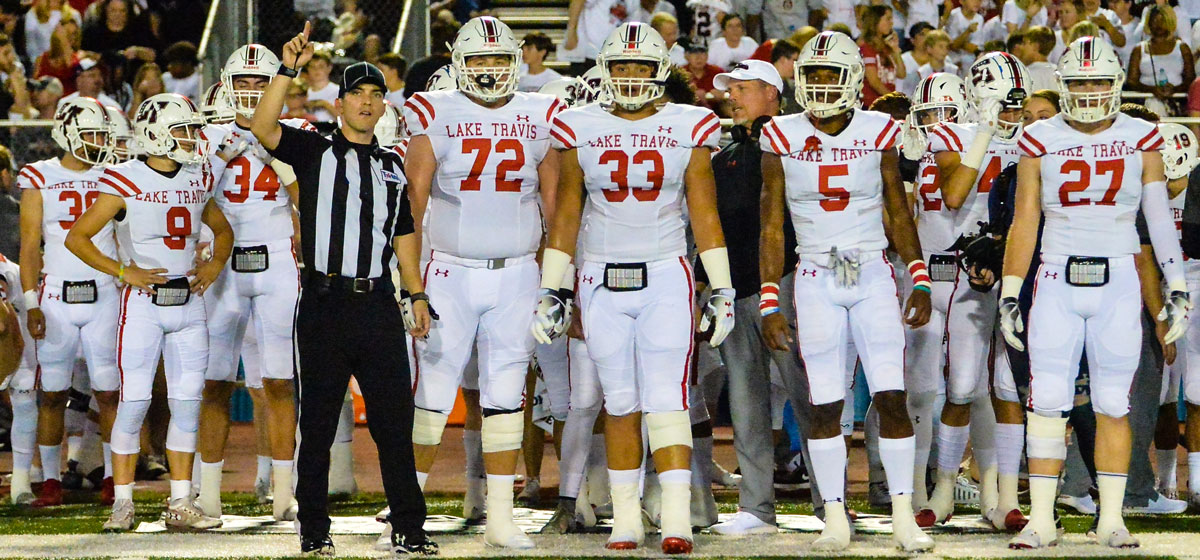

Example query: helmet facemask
[598,58,666,111]
[1060,76,1122,124]
[795,63,860,118]
[912,106,959,135]
[224,75,270,119]
[69,126,113,166]
[162,122,208,165]
[454,52,520,102]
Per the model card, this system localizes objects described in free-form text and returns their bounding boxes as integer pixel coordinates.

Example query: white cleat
[375,507,390,523]
[1094,526,1140,548]
[102,499,135,532]
[485,522,535,549]
[710,511,778,536]
[274,500,299,522]
[892,509,934,553]
[165,498,222,531]
[1008,521,1061,549]
[374,522,393,551]
[812,512,851,551]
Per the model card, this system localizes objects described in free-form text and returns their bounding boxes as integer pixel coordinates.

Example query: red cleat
[1003,509,1028,532]
[100,477,115,506]
[914,508,937,528]
[31,479,64,507]
[661,537,693,555]
[605,541,638,550]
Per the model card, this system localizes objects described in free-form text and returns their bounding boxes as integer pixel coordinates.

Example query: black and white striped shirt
[268,125,413,279]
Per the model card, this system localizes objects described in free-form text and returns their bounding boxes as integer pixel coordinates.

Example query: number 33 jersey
[98,160,216,277]
[551,102,721,263]
[18,159,113,280]
[403,90,563,260]
[760,109,900,255]
[1019,113,1164,258]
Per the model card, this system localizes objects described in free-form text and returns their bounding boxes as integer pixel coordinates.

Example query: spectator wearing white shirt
[916,30,959,81]
[651,12,688,67]
[1002,0,1048,35]
[812,0,867,38]
[1011,25,1059,92]
[517,32,563,92]
[897,21,935,96]
[24,1,64,65]
[1139,0,1194,48]
[1048,0,1087,64]
[161,41,200,104]
[1112,0,1144,66]
[56,58,117,109]
[303,51,339,123]
[708,14,759,70]
[628,0,676,23]
[1128,4,1195,115]
[563,0,626,73]
[377,52,407,107]
[946,0,987,75]
[745,0,821,44]
[1081,0,1127,49]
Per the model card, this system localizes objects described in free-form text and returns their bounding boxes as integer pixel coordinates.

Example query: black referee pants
[294,287,426,538]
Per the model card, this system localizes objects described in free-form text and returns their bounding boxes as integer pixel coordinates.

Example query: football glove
[999,296,1024,351]
[698,288,736,347]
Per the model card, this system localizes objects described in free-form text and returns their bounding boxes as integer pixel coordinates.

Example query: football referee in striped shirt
[251,23,438,557]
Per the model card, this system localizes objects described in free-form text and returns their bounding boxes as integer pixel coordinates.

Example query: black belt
[302,270,392,294]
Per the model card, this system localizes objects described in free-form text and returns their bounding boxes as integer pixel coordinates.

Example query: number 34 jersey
[550,102,722,263]
[1019,113,1164,258]
[760,109,900,255]
[18,159,114,280]
[98,160,216,277]
[403,90,563,260]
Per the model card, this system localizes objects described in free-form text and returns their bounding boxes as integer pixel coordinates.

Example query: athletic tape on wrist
[481,410,524,453]
[760,282,780,316]
[413,408,449,446]
[22,289,38,310]
[646,410,693,453]
[908,260,932,291]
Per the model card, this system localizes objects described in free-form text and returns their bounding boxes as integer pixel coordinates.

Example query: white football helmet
[578,65,612,106]
[220,44,280,119]
[200,82,235,124]
[539,77,585,108]
[794,31,864,118]
[968,51,1030,143]
[426,64,459,92]
[452,16,522,102]
[52,96,112,166]
[912,72,967,133]
[597,23,671,110]
[1057,36,1124,124]
[133,93,208,165]
[375,101,405,148]
[104,105,135,164]
[1160,122,1199,180]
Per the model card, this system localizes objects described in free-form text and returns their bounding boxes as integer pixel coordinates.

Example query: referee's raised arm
[251,21,313,150]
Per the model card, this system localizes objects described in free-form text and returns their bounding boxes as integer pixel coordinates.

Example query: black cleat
[392,530,439,555]
[300,534,335,557]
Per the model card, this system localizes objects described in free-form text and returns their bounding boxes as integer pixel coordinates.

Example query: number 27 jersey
[550,102,721,263]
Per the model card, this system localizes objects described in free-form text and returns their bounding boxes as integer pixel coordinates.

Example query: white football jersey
[205,120,312,245]
[402,90,562,260]
[761,109,901,255]
[913,148,955,254]
[98,160,215,277]
[1168,188,1200,277]
[18,159,115,279]
[1020,113,1164,257]
[929,122,1020,241]
[551,103,722,262]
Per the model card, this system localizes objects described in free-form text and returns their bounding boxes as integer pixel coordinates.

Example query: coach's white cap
[713,60,784,93]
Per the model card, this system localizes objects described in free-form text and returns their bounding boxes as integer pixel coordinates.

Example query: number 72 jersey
[550,102,722,263]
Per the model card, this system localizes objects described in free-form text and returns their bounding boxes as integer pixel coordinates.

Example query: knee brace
[112,399,152,455]
[413,408,450,446]
[481,410,524,453]
[166,399,201,453]
[646,410,693,453]
[7,388,37,454]
[1026,411,1068,461]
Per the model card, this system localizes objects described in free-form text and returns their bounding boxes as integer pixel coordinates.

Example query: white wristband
[561,263,576,291]
[698,247,733,291]
[269,158,297,185]
[23,289,38,310]
[541,248,572,290]
[1001,275,1023,299]
[1169,279,1189,293]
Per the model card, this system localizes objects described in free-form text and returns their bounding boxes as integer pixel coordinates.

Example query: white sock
[10,468,31,499]
[879,436,916,495]
[658,468,692,539]
[102,443,113,479]
[198,461,223,511]
[608,468,642,539]
[191,460,202,494]
[486,474,517,529]
[13,449,33,472]
[416,471,429,491]
[935,423,969,472]
[256,455,272,486]
[114,483,134,501]
[807,436,847,503]
[1097,472,1128,534]
[39,445,62,481]
[1028,475,1058,528]
[170,479,192,502]
[1189,452,1200,496]
[273,460,295,517]
[464,429,484,480]
[996,423,1024,511]
[66,435,83,464]
[1156,448,1177,492]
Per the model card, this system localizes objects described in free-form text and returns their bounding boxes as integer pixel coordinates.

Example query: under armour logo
[516,114,530,122]
[189,179,201,188]
[582,275,594,284]
[47,294,61,300]
[801,269,816,277]
[853,139,868,147]
[434,269,449,277]
[659,126,672,133]
[1044,271,1058,279]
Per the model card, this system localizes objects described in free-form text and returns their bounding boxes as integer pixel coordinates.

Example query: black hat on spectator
[682,39,707,54]
[339,61,387,97]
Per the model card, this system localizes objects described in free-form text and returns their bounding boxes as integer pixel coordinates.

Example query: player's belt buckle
[487,258,507,270]
[151,277,191,307]
[232,245,269,273]
[1066,256,1109,287]
[929,254,957,283]
[604,263,647,292]
[62,280,97,304]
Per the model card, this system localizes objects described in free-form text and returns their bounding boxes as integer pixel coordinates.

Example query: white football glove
[533,288,569,345]
[1158,289,1193,344]
[900,114,928,161]
[399,291,416,331]
[699,287,736,347]
[998,296,1024,351]
[555,289,574,338]
[215,133,249,162]
[976,97,1002,136]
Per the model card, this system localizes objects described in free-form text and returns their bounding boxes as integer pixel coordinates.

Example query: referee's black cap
[340,62,387,97]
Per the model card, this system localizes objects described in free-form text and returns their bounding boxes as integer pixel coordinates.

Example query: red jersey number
[163,206,191,250]
[225,156,281,203]
[460,139,525,192]
[917,165,941,212]
[818,164,850,211]
[58,190,100,230]
[598,149,665,202]
[1058,159,1125,207]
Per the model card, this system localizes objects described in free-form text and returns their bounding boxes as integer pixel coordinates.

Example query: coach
[251,23,438,556]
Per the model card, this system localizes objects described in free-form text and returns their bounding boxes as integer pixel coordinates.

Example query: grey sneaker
[868,481,892,507]
[11,491,35,506]
[255,478,273,505]
[165,498,223,531]
[102,499,135,532]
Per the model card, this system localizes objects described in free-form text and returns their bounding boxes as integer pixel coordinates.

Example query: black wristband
[409,291,431,305]
[277,66,298,78]
[399,289,411,300]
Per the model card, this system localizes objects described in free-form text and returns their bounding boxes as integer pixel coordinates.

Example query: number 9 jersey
[550,102,721,262]
[402,89,562,259]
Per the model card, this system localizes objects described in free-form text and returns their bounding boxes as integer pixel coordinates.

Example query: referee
[251,23,437,557]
